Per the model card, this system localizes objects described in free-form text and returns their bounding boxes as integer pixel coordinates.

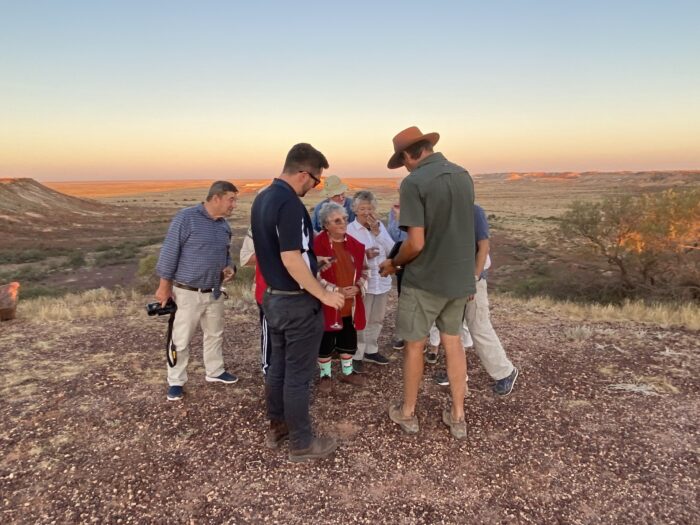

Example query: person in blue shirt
[311,175,355,232]
[155,181,240,401]
[387,200,408,350]
[432,204,519,396]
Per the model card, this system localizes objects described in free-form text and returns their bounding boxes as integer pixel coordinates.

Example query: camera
[146,298,177,316]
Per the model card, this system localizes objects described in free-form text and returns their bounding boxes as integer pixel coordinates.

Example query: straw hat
[321,175,349,197]
[387,126,440,169]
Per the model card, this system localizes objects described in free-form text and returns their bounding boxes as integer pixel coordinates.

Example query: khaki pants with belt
[167,287,225,386]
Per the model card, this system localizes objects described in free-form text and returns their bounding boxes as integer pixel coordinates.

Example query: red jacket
[314,230,367,332]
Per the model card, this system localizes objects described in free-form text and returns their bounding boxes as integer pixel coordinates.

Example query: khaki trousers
[355,292,389,360]
[167,287,226,386]
[463,279,513,381]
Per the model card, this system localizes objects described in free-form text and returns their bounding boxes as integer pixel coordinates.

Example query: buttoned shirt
[156,203,232,298]
[347,219,394,294]
[399,152,476,298]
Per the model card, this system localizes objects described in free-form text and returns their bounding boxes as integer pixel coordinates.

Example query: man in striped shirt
[155,181,240,401]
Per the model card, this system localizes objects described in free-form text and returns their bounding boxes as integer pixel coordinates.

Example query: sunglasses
[330,217,347,225]
[299,170,321,187]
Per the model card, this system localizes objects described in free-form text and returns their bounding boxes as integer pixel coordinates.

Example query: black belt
[265,287,306,296]
[174,282,213,293]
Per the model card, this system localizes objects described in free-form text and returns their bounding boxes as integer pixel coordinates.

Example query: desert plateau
[1,172,698,524]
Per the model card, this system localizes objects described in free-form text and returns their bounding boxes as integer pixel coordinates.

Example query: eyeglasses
[299,170,321,187]
[330,217,347,225]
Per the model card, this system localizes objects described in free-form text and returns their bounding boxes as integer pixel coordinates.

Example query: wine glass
[330,306,343,329]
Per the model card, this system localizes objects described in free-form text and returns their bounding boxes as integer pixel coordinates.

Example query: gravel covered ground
[1,292,698,524]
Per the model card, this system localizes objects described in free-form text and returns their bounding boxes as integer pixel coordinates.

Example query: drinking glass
[330,307,343,329]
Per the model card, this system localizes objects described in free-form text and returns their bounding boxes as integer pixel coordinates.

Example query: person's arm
[240,230,257,266]
[155,212,187,305]
[473,205,490,279]
[386,206,406,242]
[379,226,424,276]
[280,250,344,308]
[474,238,490,279]
[376,222,397,255]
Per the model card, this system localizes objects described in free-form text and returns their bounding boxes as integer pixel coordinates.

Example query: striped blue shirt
[156,204,232,298]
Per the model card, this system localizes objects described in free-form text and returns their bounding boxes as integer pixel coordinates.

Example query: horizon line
[28,168,700,184]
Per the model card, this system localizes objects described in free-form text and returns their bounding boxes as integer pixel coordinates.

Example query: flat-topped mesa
[0,177,114,217]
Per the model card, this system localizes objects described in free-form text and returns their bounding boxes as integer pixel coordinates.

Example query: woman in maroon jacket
[315,202,369,392]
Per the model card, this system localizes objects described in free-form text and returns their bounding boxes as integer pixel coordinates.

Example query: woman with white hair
[314,201,369,391]
[346,190,396,373]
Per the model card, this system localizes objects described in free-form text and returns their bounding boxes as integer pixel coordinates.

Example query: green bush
[560,188,700,300]
[134,253,159,293]
[67,252,86,268]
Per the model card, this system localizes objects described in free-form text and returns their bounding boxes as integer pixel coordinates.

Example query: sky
[1,0,699,181]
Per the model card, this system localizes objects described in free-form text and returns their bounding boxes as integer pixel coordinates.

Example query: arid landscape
[1,173,699,523]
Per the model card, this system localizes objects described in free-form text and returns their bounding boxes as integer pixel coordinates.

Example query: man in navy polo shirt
[155,181,240,401]
[251,143,345,463]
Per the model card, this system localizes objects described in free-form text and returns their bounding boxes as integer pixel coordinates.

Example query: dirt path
[1,292,697,524]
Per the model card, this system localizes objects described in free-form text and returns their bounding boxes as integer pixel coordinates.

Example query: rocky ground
[0,291,698,524]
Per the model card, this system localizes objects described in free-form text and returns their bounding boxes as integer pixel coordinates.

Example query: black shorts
[319,316,357,358]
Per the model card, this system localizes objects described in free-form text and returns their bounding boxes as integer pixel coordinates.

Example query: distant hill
[0,178,113,219]
[474,170,700,186]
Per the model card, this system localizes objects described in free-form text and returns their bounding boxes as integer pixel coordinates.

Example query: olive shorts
[396,286,468,343]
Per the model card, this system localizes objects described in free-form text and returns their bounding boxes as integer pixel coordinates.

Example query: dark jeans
[262,292,323,450]
[257,303,272,376]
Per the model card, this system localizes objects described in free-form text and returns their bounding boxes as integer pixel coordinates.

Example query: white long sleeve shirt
[347,219,395,294]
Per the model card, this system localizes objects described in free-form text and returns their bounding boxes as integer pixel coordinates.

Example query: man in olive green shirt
[380,126,475,440]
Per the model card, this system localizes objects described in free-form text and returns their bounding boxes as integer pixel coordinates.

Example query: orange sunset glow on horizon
[1,3,699,182]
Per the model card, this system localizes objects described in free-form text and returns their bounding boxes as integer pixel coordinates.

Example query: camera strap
[165,311,177,367]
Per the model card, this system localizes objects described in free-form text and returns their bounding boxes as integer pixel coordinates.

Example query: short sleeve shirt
[474,205,489,243]
[474,204,490,280]
[399,152,476,298]
[251,178,318,291]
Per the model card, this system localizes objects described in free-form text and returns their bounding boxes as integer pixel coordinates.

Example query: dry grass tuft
[563,325,594,341]
[636,375,680,394]
[598,365,619,377]
[498,294,700,330]
[17,285,252,323]
[19,288,118,322]
[608,375,680,396]
[608,383,658,395]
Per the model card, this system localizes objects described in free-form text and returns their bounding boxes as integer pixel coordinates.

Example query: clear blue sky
[1,0,699,180]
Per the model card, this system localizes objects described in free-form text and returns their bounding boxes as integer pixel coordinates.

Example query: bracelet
[392,258,403,270]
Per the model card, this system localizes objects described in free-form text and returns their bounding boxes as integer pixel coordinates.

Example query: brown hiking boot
[388,401,419,434]
[265,420,289,449]
[442,408,467,440]
[338,372,366,386]
[317,376,332,393]
[288,436,338,463]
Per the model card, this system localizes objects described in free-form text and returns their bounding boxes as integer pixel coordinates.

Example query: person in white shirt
[346,191,396,373]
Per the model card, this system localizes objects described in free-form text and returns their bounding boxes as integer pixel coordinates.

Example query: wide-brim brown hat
[320,175,349,197]
[387,126,440,169]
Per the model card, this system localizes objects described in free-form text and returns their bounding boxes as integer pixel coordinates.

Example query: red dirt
[1,292,697,523]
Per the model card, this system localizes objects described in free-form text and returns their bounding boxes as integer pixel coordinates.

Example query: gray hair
[319,202,348,228]
[352,190,377,211]
[206,180,238,201]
